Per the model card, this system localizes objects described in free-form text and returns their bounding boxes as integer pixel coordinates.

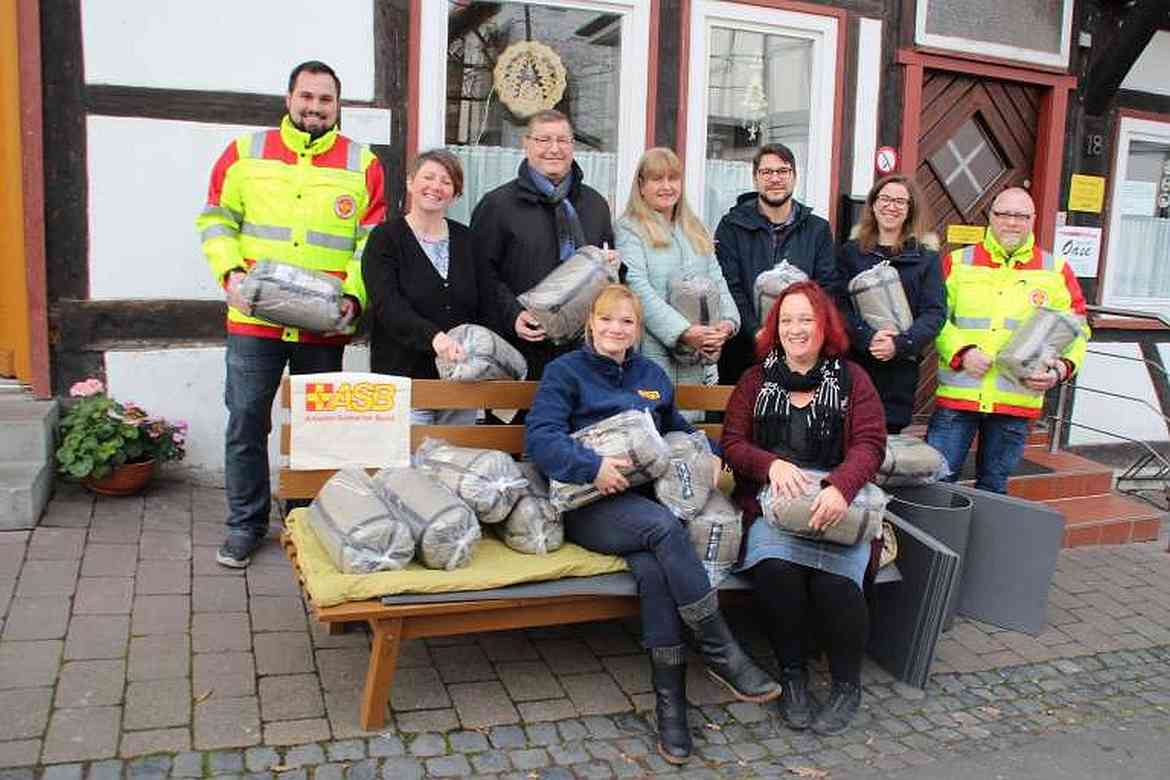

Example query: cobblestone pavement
[2,478,1169,778]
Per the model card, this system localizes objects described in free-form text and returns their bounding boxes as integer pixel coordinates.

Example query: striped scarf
[752,350,849,467]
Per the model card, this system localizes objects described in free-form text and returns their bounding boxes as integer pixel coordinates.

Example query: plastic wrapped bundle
[757,468,888,547]
[306,468,415,573]
[495,462,564,555]
[414,439,528,524]
[995,307,1084,386]
[754,261,809,320]
[372,468,482,570]
[687,490,743,587]
[237,261,347,332]
[517,246,619,344]
[549,409,671,511]
[654,431,715,520]
[848,261,913,333]
[875,434,950,487]
[666,273,722,365]
[436,323,528,382]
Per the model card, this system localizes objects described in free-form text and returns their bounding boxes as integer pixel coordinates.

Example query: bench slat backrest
[278,377,731,499]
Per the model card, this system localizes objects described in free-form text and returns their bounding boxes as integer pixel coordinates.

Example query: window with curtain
[1109,138,1170,303]
[701,27,812,230]
[443,1,622,224]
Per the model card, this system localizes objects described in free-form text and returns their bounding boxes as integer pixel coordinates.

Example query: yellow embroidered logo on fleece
[637,389,661,400]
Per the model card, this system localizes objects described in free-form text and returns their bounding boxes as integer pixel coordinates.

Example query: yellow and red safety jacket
[935,230,1089,419]
[195,115,386,344]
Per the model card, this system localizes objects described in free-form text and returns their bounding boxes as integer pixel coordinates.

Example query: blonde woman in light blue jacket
[617,148,739,404]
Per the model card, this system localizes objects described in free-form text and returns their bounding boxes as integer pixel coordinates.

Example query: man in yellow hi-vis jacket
[196,61,386,567]
[926,188,1089,493]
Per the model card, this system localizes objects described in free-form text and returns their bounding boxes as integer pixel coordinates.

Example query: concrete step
[1043,491,1165,547]
[0,461,54,530]
[0,396,58,462]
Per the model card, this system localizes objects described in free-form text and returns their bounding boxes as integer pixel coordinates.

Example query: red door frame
[896,49,1077,249]
[17,0,50,398]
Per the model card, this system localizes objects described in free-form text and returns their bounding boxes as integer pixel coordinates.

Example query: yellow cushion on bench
[285,509,629,608]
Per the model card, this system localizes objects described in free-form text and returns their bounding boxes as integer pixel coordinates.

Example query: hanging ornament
[493,40,568,118]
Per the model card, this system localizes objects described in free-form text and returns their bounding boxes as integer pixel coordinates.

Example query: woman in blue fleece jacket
[525,284,779,765]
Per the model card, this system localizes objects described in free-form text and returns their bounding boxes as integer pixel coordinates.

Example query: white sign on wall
[289,372,411,471]
[1054,225,1102,278]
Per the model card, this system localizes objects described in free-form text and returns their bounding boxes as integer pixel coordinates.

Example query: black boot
[778,664,816,730]
[810,680,861,736]
[649,645,691,764]
[678,591,781,703]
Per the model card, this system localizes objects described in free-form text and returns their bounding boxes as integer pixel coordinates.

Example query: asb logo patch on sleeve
[334,194,357,220]
[1029,288,1050,307]
[637,389,661,400]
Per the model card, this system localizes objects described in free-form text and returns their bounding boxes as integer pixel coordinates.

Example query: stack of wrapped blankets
[237,261,348,332]
[518,246,619,344]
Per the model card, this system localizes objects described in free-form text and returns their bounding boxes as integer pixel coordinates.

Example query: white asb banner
[289,372,411,470]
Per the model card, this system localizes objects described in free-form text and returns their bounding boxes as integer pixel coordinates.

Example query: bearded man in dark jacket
[714,143,836,384]
[471,109,615,380]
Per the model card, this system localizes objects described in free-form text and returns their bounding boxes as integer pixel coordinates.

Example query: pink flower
[69,378,105,397]
[172,432,185,444]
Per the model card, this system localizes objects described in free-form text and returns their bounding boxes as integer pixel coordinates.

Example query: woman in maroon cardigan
[721,279,885,737]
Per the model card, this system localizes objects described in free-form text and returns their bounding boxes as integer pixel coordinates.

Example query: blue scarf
[524,162,586,262]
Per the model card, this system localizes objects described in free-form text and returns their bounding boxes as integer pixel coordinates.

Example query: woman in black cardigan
[362,149,497,423]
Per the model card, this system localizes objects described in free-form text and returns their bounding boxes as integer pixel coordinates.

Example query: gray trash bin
[887,485,974,631]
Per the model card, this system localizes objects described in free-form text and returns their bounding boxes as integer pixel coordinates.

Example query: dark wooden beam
[375,0,411,215]
[40,0,87,303]
[86,85,288,126]
[50,300,228,352]
[1083,0,1170,116]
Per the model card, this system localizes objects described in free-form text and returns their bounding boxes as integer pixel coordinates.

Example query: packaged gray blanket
[687,490,742,587]
[754,261,809,320]
[666,273,722,366]
[517,246,619,344]
[654,431,715,520]
[875,434,950,487]
[549,409,671,511]
[848,261,913,333]
[306,468,415,573]
[995,307,1084,386]
[495,462,564,555]
[237,260,347,332]
[414,439,527,524]
[372,467,481,570]
[436,323,528,382]
[757,468,888,547]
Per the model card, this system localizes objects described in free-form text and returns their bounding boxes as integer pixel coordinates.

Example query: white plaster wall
[105,345,371,475]
[87,116,268,301]
[1069,343,1170,445]
[849,18,882,199]
[1121,31,1170,98]
[81,0,375,101]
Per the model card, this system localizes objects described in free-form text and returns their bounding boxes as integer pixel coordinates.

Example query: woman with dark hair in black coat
[838,175,946,433]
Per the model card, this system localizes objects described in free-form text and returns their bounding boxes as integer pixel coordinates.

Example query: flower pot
[83,459,156,496]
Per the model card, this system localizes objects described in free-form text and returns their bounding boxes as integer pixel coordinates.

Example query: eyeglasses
[991,210,1034,222]
[756,166,795,180]
[528,135,575,148]
[875,194,911,208]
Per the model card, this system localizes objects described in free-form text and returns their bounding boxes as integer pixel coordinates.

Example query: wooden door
[911,69,1043,422]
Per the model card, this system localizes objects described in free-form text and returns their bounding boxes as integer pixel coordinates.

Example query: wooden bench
[278,377,736,729]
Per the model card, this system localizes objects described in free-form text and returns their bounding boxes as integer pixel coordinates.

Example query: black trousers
[748,558,869,684]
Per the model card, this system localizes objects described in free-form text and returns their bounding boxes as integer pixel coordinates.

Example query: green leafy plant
[56,378,188,480]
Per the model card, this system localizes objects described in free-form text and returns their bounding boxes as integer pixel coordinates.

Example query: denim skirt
[736,516,871,588]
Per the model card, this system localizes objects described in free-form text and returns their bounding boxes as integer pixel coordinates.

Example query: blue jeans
[224,334,343,538]
[926,406,1030,494]
[563,490,711,648]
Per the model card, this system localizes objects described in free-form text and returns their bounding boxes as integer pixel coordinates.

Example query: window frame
[914,0,1073,71]
[1102,114,1170,311]
[417,0,651,214]
[683,0,840,225]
